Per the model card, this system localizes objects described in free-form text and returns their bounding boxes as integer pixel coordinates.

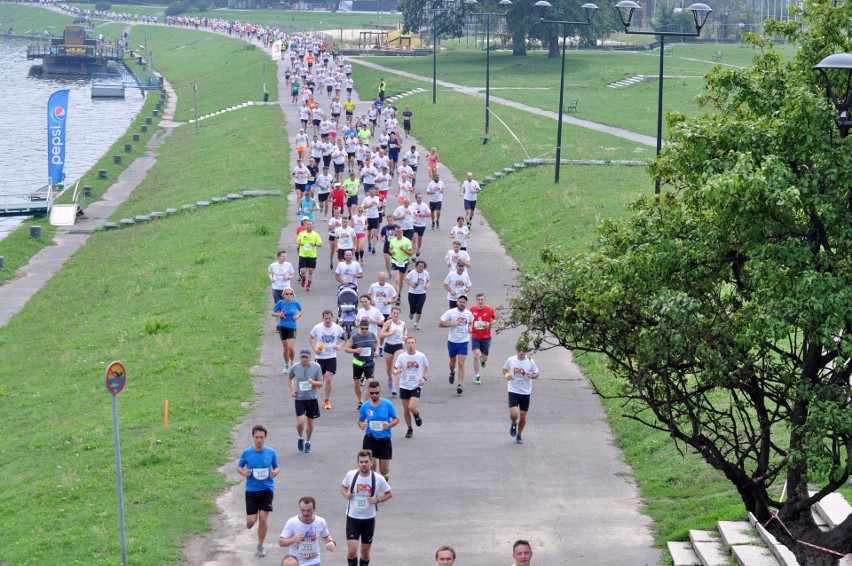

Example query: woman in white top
[379,305,407,395]
[327,207,343,270]
[404,260,431,330]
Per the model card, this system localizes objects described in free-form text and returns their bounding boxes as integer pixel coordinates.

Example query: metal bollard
[83,186,92,198]
[124,144,132,152]
[133,134,140,142]
[30,226,42,238]
[114,155,122,165]
[99,169,108,178]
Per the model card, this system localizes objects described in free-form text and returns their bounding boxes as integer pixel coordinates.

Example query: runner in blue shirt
[357,381,399,480]
[237,425,280,558]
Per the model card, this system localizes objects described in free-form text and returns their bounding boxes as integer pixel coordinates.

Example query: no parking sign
[105,360,128,565]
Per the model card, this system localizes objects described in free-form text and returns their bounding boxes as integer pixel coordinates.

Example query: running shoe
[481,360,487,369]
[306,285,311,292]
[474,375,481,385]
[297,437,305,452]
[329,262,334,269]
[371,248,376,255]
[357,401,363,410]
[510,423,517,437]
[414,323,420,330]
[300,277,306,288]
[378,347,384,357]
[431,222,435,230]
[257,545,266,558]
[516,435,524,445]
[304,441,311,454]
[436,221,440,229]
[448,371,455,384]
[283,364,290,374]
[360,377,366,386]
[405,427,413,438]
[457,385,463,395]
[391,387,398,396]
[387,378,393,390]
[414,413,422,427]
[409,312,414,320]
[324,399,331,410]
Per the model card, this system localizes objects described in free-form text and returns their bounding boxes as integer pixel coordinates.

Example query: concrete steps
[669,490,852,566]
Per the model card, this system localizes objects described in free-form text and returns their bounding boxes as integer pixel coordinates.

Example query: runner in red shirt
[331,181,346,214]
[469,292,497,385]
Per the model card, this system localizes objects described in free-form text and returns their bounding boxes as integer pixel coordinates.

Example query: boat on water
[26,25,123,75]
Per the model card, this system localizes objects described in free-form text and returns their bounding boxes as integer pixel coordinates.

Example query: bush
[165,0,189,15]
[95,1,111,11]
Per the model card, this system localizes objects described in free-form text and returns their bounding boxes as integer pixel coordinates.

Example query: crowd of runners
[242,34,541,565]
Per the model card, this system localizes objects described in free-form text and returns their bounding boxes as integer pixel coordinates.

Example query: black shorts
[353,364,375,380]
[399,386,421,400]
[318,357,338,375]
[245,489,274,515]
[408,292,426,315]
[322,156,331,167]
[334,163,345,173]
[338,248,353,261]
[471,337,491,355]
[347,151,355,158]
[298,256,317,270]
[273,288,285,304]
[363,183,375,191]
[318,192,330,202]
[312,119,321,127]
[383,342,403,356]
[295,398,321,418]
[362,435,392,460]
[347,196,359,207]
[346,111,354,117]
[295,182,307,192]
[402,229,414,241]
[346,516,376,544]
[332,113,340,119]
[367,217,380,230]
[429,201,442,211]
[328,235,337,241]
[413,226,425,237]
[278,327,297,341]
[464,199,477,211]
[508,392,531,412]
[403,121,411,131]
[383,242,391,255]
[392,262,408,273]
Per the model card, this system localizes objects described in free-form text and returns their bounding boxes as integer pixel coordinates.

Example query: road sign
[105,361,126,395]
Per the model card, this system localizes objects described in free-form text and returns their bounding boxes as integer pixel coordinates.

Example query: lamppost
[430,0,456,105]
[534,1,599,184]
[613,0,712,193]
[814,53,852,137]
[464,0,512,136]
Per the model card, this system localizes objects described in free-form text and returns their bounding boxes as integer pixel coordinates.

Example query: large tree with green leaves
[507,1,852,564]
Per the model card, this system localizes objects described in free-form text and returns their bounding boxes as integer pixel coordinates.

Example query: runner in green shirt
[388,225,414,298]
[342,175,361,217]
[296,220,323,291]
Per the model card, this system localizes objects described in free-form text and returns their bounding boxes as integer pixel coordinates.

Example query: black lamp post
[464,0,512,136]
[534,1,599,184]
[430,0,456,105]
[614,0,712,194]
[814,53,852,137]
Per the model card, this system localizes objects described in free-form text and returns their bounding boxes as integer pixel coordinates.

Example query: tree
[506,1,852,564]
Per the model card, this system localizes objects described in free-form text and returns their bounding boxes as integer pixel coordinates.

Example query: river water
[0,36,144,237]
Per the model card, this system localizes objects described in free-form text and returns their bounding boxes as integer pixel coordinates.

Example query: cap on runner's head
[360,319,370,328]
[302,216,311,221]
[299,348,312,357]
[335,182,342,186]
[433,173,439,178]
[405,105,409,109]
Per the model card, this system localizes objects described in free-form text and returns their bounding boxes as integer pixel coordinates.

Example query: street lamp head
[614,0,641,30]
[687,3,713,33]
[534,0,552,6]
[465,0,477,4]
[499,0,513,4]
[581,2,599,22]
[815,53,852,137]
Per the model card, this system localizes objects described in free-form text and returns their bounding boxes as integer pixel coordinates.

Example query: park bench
[564,98,578,113]
[712,50,722,61]
[664,45,674,55]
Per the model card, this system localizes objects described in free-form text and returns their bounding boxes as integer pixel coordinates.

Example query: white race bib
[299,381,313,391]
[251,468,269,480]
[303,244,313,252]
[361,347,372,357]
[403,369,419,385]
[298,541,316,555]
[474,320,486,329]
[355,496,369,508]
[369,420,385,432]
[513,376,528,387]
[454,324,468,336]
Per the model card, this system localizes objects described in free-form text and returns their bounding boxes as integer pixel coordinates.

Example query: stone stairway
[668,493,852,566]
[608,74,648,88]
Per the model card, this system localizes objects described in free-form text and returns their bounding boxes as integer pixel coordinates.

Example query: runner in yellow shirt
[296,220,323,292]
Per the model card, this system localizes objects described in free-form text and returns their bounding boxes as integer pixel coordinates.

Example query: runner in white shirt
[309,310,347,410]
[351,207,368,264]
[404,259,430,329]
[392,199,416,241]
[362,187,382,255]
[268,250,295,304]
[503,344,540,444]
[373,150,389,172]
[443,262,472,308]
[396,173,413,204]
[402,146,420,187]
[412,192,430,257]
[310,137,324,163]
[331,141,347,184]
[461,171,482,227]
[368,273,398,321]
[315,167,334,220]
[438,296,474,395]
[397,161,414,186]
[295,129,309,161]
[334,217,357,261]
[449,216,470,250]
[335,250,364,287]
[340,451,393,566]
[357,295,385,338]
[327,207,344,270]
[393,336,429,438]
[445,240,471,273]
[379,305,407,395]
[292,159,310,202]
[426,173,445,229]
[279,496,336,565]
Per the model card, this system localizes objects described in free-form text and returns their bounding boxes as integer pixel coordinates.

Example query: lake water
[0,36,145,237]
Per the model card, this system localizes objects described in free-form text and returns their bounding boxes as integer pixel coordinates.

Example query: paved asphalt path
[184,49,660,566]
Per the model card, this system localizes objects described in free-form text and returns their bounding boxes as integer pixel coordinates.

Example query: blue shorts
[447,341,468,358]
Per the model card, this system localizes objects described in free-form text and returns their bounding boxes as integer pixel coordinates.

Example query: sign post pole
[106,361,128,566]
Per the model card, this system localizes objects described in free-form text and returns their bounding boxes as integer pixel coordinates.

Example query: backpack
[347,471,377,514]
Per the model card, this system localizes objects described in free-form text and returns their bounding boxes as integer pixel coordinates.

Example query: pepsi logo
[53,106,66,121]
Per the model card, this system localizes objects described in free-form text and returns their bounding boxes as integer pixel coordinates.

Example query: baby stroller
[337,283,359,338]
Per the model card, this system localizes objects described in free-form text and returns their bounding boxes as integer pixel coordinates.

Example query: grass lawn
[354,42,798,137]
[131,25,277,121]
[0,3,73,33]
[0,104,287,566]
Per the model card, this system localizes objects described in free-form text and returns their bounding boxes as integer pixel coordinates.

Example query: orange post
[164,399,169,429]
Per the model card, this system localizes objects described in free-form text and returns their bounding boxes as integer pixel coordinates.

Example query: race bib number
[361,347,372,357]
[403,369,419,385]
[513,376,528,388]
[454,323,468,336]
[298,541,316,555]
[299,381,313,392]
[303,244,313,252]
[474,320,486,330]
[251,468,269,480]
[395,260,406,267]
[355,496,369,508]
[369,420,385,432]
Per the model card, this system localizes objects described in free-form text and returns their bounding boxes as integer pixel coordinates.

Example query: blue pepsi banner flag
[47,89,70,185]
